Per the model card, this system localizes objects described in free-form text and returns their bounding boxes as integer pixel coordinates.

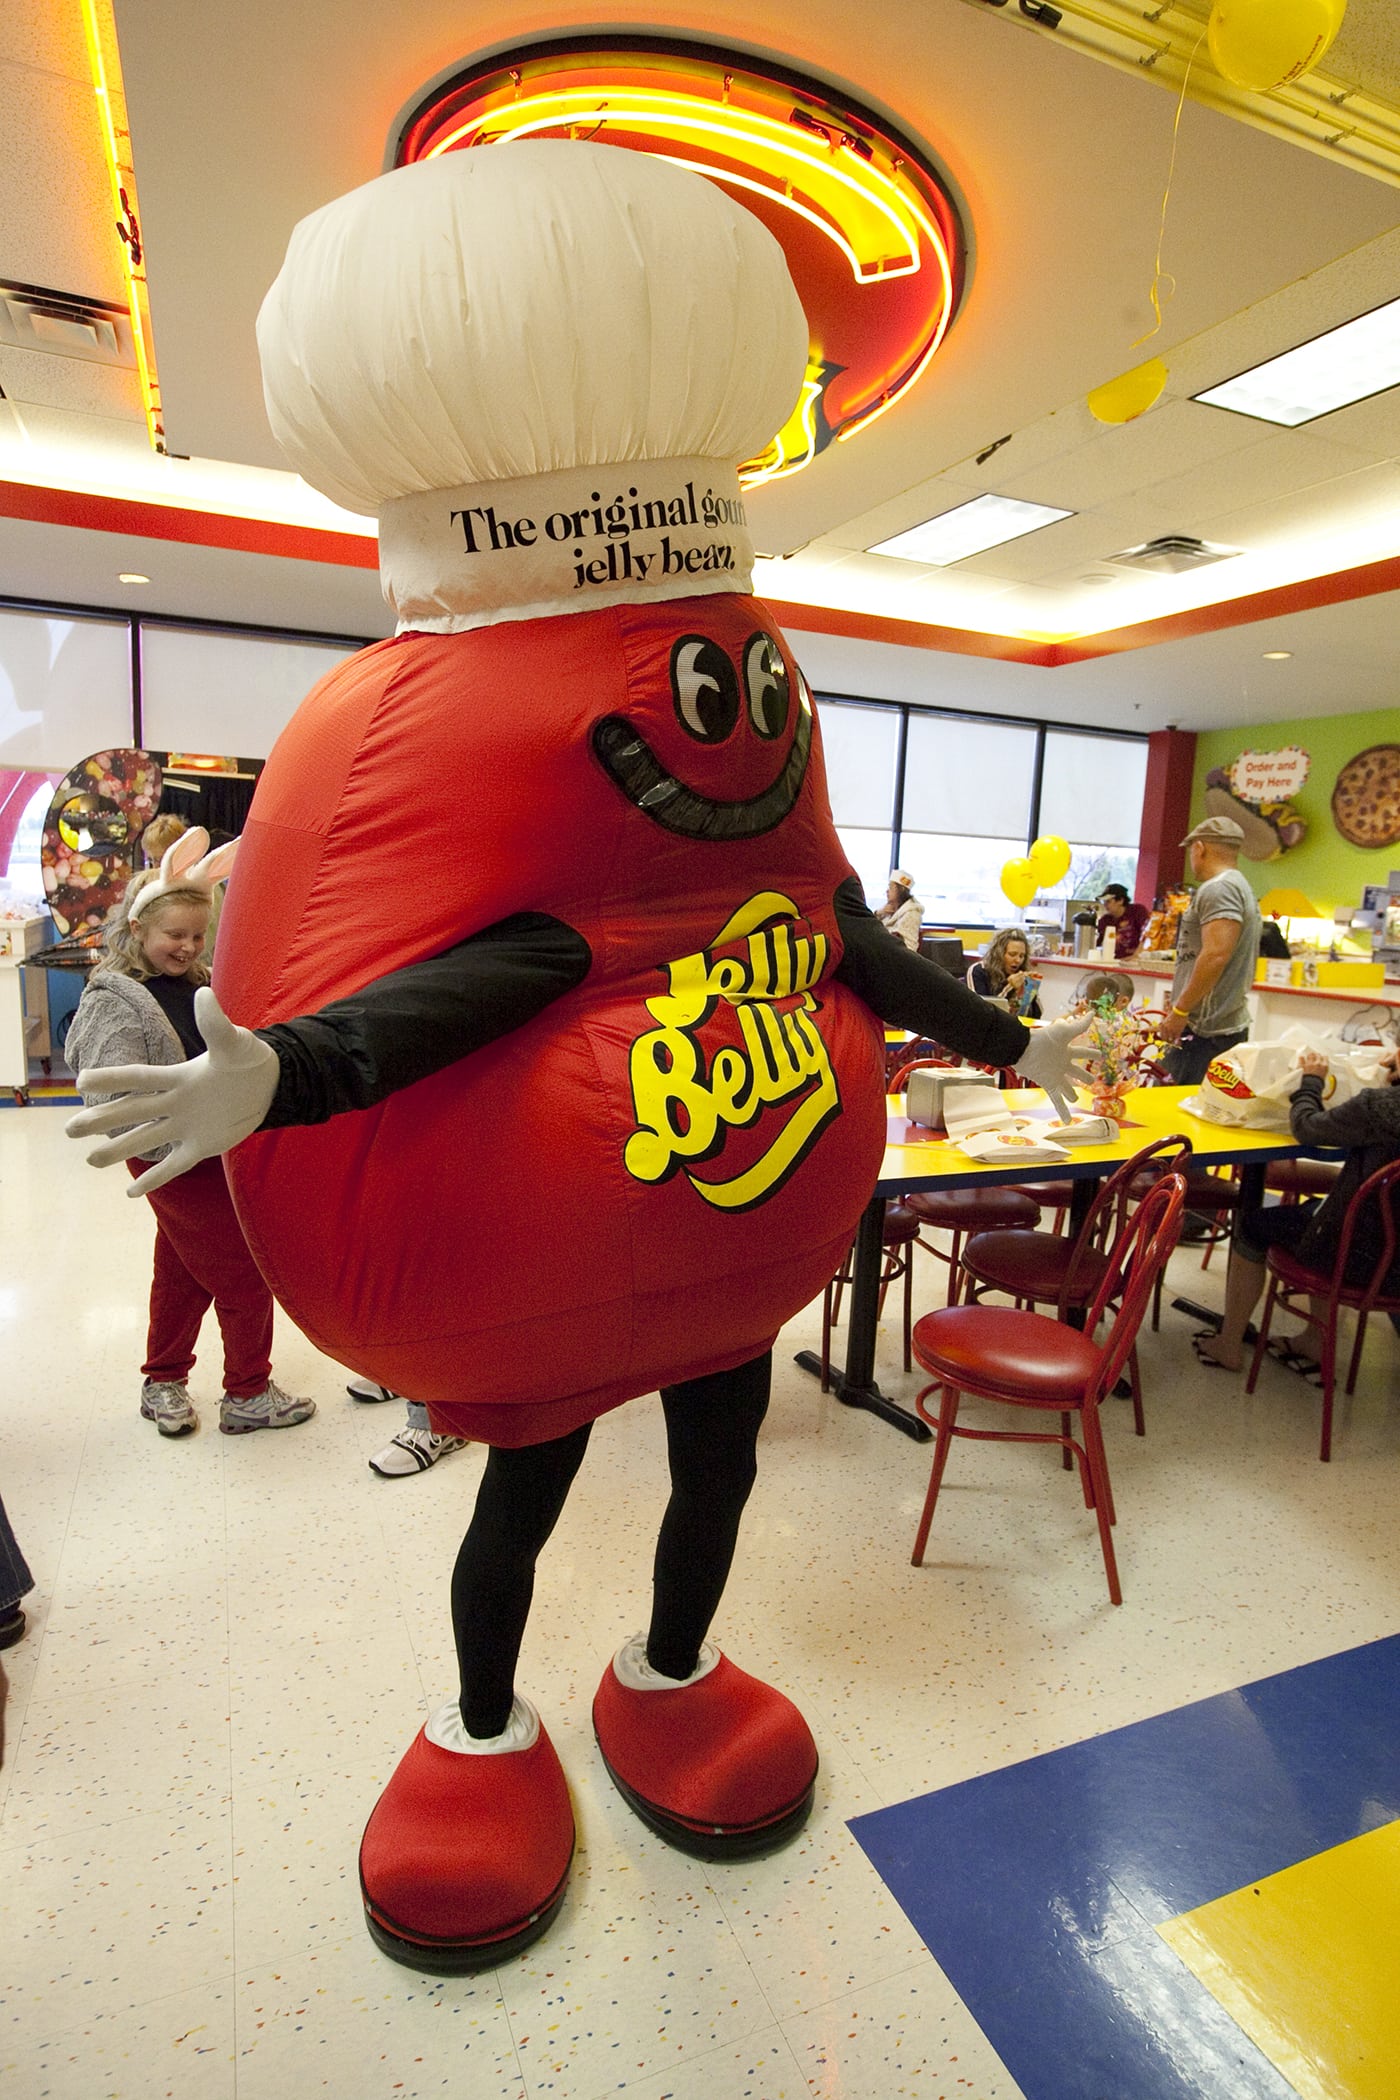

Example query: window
[140,626,357,761]
[0,610,132,769]
[900,713,1038,922]
[1036,731,1149,905]
[815,698,899,904]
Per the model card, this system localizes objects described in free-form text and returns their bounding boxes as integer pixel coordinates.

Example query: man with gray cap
[1157,815,1262,1086]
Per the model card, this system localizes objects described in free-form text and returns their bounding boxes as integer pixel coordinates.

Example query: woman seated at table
[1193,1043,1400,1377]
[968,928,1042,1019]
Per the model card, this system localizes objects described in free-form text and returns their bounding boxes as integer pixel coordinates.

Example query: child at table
[67,832,316,1440]
[1193,1043,1400,1376]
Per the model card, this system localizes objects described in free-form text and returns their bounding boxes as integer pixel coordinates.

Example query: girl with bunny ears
[66,830,315,1440]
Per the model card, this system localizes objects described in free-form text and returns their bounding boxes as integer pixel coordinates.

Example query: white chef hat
[258,140,806,512]
[257,143,807,631]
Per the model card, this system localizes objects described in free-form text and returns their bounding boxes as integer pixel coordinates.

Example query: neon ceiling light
[80,0,164,453]
[396,38,965,487]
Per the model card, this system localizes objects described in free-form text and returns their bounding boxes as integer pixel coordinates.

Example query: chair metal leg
[1081,1402,1122,1604]
[1345,1310,1367,1396]
[1061,1409,1074,1472]
[911,1386,960,1564]
[901,1246,913,1374]
[1245,1276,1280,1393]
[1319,1313,1338,1463]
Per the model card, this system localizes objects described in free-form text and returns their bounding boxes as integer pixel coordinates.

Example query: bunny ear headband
[129,826,239,922]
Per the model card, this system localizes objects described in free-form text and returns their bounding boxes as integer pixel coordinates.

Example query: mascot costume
[70,142,1087,1973]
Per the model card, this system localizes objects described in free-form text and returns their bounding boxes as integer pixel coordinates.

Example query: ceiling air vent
[1104,535,1242,575]
[0,281,134,367]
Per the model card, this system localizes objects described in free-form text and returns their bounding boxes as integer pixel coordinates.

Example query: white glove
[1011,1015,1095,1125]
[67,987,280,1196]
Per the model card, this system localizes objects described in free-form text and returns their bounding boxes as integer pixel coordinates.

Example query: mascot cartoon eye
[670,636,740,743]
[743,634,789,741]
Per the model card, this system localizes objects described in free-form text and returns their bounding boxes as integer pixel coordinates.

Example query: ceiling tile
[0,345,143,419]
[993,399,1260,512]
[1136,428,1382,525]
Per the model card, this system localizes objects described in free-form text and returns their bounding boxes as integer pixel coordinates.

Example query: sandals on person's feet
[1266,1337,1325,1386]
[1191,1334,1240,1373]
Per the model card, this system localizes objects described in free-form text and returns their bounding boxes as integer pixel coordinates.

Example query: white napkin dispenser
[905,1066,998,1130]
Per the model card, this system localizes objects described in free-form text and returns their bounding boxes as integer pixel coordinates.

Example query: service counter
[1033,953,1400,1040]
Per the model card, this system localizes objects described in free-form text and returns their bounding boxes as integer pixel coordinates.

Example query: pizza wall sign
[1332,745,1400,850]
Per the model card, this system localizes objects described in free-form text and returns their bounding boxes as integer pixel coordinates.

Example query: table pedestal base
[792,1351,932,1441]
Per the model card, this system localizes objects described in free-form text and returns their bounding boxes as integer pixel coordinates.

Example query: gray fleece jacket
[67,967,190,1163]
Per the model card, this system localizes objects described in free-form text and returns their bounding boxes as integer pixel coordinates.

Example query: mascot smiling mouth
[593,669,813,843]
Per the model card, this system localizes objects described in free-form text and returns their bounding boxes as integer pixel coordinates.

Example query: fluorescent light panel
[868,493,1073,566]
[1194,294,1400,426]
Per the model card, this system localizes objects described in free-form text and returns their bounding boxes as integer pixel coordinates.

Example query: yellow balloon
[1207,0,1344,94]
[1087,357,1168,426]
[1000,857,1038,909]
[1029,834,1072,886]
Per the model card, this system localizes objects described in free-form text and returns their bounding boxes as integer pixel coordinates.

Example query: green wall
[1190,704,1400,913]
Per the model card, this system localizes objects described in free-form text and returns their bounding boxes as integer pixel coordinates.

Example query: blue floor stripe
[850,1632,1400,2100]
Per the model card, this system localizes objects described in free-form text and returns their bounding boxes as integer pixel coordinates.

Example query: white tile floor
[3,1101,1400,2099]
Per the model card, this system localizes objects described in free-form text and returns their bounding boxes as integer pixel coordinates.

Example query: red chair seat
[1266,1159,1342,1199]
[910,1305,1101,1402]
[1131,1168,1241,1207]
[904,1188,1040,1231]
[881,1204,923,1245]
[1268,1243,1400,1312]
[1005,1178,1077,1211]
[961,1229,1110,1304]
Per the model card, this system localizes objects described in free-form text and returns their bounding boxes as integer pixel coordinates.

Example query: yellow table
[796,1086,1334,1440]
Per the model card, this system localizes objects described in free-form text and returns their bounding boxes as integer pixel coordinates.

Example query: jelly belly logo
[624,891,840,1212]
[1206,1058,1254,1098]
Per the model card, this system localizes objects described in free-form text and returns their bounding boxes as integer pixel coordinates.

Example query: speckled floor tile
[230,1937,526,2099]
[598,2024,810,2098]
[4,1110,1400,2099]
[0,1675,232,1843]
[2,1796,234,2047]
[229,1747,394,1969]
[0,1977,235,2100]
[782,1958,1028,2097]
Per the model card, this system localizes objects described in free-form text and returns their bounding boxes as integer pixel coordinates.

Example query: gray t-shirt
[1171,868,1261,1035]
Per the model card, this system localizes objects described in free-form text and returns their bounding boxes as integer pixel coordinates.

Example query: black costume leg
[452,1422,592,1737]
[646,1350,771,1680]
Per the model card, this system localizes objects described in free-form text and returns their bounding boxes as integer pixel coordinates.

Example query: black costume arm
[257,912,592,1128]
[832,877,1029,1067]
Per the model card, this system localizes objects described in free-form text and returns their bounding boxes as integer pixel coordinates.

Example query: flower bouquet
[1078,994,1148,1121]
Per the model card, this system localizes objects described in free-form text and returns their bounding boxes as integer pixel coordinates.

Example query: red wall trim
[4,478,1397,658]
[0,480,379,571]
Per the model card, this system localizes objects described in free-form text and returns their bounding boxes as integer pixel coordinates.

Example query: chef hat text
[257,142,807,514]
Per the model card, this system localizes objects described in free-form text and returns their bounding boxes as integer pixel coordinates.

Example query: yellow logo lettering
[623,894,841,1211]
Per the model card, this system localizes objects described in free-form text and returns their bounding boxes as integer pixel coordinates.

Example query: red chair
[958,1134,1193,1437]
[821,1201,920,1387]
[909,1175,1186,1605]
[888,1059,1043,1307]
[1244,1156,1400,1462]
[1265,1158,1343,1202]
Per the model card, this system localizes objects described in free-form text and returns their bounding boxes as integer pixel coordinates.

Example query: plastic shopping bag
[1183,1032,1388,1130]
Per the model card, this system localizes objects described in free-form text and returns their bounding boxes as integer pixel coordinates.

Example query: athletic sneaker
[346,1376,399,1403]
[220,1381,317,1435]
[140,1378,198,1437]
[369,1426,469,1477]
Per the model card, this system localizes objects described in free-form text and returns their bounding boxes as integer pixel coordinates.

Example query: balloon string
[1133,28,1207,350]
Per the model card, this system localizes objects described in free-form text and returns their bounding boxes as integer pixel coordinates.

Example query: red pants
[129,1157,273,1399]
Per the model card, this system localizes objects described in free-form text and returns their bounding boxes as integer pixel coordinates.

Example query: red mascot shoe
[593,1638,817,1861]
[359,1697,574,1973]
